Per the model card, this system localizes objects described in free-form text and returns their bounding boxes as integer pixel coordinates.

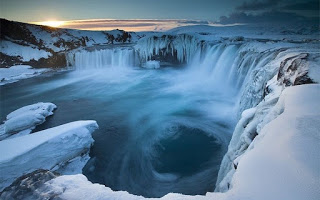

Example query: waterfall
[184,43,281,116]
[68,48,138,70]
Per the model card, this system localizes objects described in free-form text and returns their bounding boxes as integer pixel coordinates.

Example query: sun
[36,20,65,27]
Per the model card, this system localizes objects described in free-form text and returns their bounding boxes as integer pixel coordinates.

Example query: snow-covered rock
[0,120,98,191]
[0,102,57,140]
[0,65,50,85]
[215,48,319,192]
[0,40,52,62]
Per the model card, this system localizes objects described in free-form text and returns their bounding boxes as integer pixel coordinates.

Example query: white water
[70,48,137,70]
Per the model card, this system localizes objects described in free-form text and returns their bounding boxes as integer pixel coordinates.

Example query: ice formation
[0,65,51,85]
[0,102,57,140]
[135,34,200,63]
[0,120,98,191]
[142,60,160,69]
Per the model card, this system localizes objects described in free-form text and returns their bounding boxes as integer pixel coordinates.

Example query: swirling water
[0,44,255,197]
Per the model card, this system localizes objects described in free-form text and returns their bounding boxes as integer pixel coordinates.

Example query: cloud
[236,0,280,11]
[280,1,319,11]
[34,19,214,32]
[218,11,317,25]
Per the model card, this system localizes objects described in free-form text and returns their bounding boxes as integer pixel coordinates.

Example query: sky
[0,0,318,31]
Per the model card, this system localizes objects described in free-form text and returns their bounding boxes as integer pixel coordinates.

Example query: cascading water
[68,48,138,70]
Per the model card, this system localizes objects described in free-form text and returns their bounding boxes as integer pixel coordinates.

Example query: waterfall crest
[68,48,138,70]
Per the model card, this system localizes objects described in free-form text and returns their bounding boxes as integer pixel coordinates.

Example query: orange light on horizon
[33,20,65,27]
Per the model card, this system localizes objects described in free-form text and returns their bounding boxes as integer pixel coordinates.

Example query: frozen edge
[0,120,99,191]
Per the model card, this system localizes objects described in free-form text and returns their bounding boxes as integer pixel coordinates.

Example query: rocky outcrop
[0,170,59,200]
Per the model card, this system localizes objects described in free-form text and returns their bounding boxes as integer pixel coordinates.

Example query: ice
[0,40,52,61]
[142,60,160,69]
[135,34,199,63]
[0,102,57,140]
[0,120,98,191]
[0,65,50,85]
[228,84,320,200]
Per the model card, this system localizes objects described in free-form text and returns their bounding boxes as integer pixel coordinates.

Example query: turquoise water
[0,66,237,197]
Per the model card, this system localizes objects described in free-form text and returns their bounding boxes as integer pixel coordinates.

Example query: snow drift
[0,102,57,140]
[0,120,98,191]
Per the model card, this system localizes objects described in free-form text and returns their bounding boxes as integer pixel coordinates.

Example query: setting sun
[35,20,65,27]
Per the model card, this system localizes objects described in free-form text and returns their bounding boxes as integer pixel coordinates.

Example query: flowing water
[0,45,253,197]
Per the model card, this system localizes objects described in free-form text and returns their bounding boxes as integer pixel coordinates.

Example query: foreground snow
[0,102,57,140]
[0,120,98,191]
[0,65,51,85]
[22,84,319,200]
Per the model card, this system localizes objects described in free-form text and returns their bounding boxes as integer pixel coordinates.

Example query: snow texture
[0,40,52,62]
[0,65,50,85]
[0,120,98,191]
[0,102,57,140]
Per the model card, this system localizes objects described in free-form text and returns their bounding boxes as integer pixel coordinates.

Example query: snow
[142,60,160,69]
[0,120,98,191]
[0,40,52,61]
[228,84,320,200]
[0,102,57,140]
[30,84,320,200]
[0,65,51,85]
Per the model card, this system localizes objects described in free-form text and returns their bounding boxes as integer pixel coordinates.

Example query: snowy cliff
[0,18,138,69]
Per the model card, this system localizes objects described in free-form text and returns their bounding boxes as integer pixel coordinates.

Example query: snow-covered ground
[16,84,318,200]
[0,65,51,85]
[0,102,57,140]
[0,40,52,62]
[0,120,98,191]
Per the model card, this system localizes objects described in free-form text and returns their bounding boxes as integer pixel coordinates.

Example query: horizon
[0,0,318,31]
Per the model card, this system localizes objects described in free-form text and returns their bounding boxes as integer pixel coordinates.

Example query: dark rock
[0,169,59,200]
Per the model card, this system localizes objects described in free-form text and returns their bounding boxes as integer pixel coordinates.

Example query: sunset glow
[35,20,65,27]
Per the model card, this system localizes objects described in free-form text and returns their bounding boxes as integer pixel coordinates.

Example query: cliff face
[215,50,319,192]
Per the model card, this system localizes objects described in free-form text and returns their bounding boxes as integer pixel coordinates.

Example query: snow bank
[142,60,160,69]
[26,84,319,200]
[0,40,52,62]
[0,65,50,85]
[227,84,320,200]
[0,102,57,140]
[0,120,98,191]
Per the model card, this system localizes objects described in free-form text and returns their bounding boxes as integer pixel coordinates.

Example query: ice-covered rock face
[0,169,59,200]
[135,34,200,64]
[215,48,319,192]
[0,120,98,191]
